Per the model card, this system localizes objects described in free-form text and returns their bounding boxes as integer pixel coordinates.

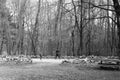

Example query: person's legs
[39,54,42,59]
[58,54,61,59]
[55,53,58,59]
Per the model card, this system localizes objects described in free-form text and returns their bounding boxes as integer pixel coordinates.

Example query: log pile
[61,55,119,64]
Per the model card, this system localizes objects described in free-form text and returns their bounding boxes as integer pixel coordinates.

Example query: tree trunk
[88,0,91,56]
[107,0,110,55]
[54,0,63,54]
[32,0,41,55]
[112,0,120,58]
[71,30,75,56]
[0,39,4,55]
[79,0,83,56]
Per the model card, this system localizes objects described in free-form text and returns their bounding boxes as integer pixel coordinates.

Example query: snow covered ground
[32,58,91,64]
[32,58,74,64]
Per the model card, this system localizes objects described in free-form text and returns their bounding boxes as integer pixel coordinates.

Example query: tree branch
[84,16,117,24]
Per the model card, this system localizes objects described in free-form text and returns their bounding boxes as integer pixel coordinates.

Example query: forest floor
[0,59,120,80]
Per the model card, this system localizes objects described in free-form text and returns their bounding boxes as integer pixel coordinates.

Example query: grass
[0,60,120,80]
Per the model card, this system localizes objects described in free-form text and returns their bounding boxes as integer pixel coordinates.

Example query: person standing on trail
[55,50,60,59]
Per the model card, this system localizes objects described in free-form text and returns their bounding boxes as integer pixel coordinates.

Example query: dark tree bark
[71,30,75,56]
[112,0,120,58]
[72,0,84,56]
[88,0,91,56]
[107,0,110,54]
[79,0,83,56]
[54,0,63,55]
[31,0,41,55]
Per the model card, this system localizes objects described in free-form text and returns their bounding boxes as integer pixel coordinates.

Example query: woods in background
[0,0,120,58]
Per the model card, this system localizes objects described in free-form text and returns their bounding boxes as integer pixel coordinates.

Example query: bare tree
[112,0,120,58]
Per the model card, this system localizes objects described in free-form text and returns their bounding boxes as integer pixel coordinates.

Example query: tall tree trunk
[54,0,63,52]
[88,0,91,56]
[111,13,116,55]
[32,0,41,55]
[79,0,83,56]
[71,30,75,56]
[112,0,120,58]
[0,39,4,55]
[13,0,27,55]
[107,0,110,55]
[72,0,83,56]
